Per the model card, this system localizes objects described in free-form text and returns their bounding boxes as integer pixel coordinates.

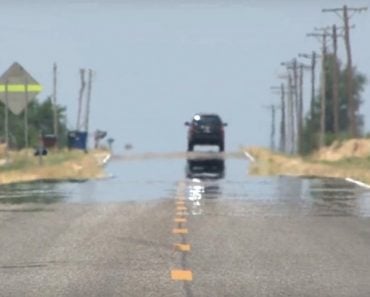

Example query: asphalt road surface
[0,152,370,296]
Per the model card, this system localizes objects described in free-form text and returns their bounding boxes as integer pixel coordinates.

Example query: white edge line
[345,177,370,189]
[244,151,255,163]
[102,154,111,165]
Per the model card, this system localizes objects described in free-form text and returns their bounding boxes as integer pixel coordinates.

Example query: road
[0,153,370,296]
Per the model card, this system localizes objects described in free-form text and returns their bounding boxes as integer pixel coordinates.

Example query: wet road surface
[0,152,370,296]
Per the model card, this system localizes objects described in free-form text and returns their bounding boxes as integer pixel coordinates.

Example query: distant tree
[301,54,367,154]
[0,97,68,149]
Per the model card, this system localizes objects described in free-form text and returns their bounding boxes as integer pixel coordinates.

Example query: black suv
[185,114,227,152]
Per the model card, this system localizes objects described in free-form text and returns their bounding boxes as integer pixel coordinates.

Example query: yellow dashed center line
[171,270,193,281]
[176,211,188,216]
[172,228,188,234]
[174,243,191,252]
[174,217,187,223]
[171,183,193,283]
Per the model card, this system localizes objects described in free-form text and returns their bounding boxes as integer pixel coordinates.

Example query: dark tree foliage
[301,54,367,154]
[0,97,68,149]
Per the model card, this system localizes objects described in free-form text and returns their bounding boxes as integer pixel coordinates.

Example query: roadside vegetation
[0,97,68,149]
[0,148,109,185]
[300,54,367,154]
[0,97,110,185]
[248,138,370,185]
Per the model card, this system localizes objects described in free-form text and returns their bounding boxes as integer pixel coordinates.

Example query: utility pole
[4,80,9,152]
[287,73,294,154]
[281,60,299,154]
[307,31,330,148]
[297,63,310,153]
[264,104,277,151]
[322,5,367,137]
[76,69,86,131]
[24,76,29,149]
[316,25,345,136]
[280,83,286,153]
[84,69,93,133]
[52,63,58,141]
[299,51,319,121]
[271,84,286,153]
[332,25,340,135]
[320,34,327,148]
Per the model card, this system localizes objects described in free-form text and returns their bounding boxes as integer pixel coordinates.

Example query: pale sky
[0,0,369,152]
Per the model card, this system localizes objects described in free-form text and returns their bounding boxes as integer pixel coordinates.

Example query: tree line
[301,54,367,154]
[0,98,68,149]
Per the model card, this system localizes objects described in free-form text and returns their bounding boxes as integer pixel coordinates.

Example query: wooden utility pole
[280,83,286,153]
[299,52,319,121]
[84,69,93,133]
[24,77,29,149]
[4,80,9,151]
[287,73,294,154]
[316,25,346,135]
[307,31,330,148]
[271,84,286,153]
[332,25,340,135]
[322,5,367,137]
[282,60,300,154]
[310,52,317,121]
[320,34,327,148]
[293,59,299,154]
[52,63,58,140]
[76,69,86,131]
[264,104,277,151]
[296,62,310,153]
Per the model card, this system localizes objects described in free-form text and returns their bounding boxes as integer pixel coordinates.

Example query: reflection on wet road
[1,152,370,297]
[0,152,370,217]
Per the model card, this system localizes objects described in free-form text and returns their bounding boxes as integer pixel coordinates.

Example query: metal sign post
[4,80,9,154]
[24,76,29,149]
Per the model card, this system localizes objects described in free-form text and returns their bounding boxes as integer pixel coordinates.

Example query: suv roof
[192,113,222,121]
[193,113,221,117]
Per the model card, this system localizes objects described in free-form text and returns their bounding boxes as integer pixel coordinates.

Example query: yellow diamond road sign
[0,62,42,115]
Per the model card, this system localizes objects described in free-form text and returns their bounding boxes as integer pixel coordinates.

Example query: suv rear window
[193,115,221,126]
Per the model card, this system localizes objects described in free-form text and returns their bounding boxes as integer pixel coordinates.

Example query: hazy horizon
[0,0,369,152]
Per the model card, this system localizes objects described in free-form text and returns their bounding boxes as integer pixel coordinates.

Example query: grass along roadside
[246,141,370,186]
[0,149,110,185]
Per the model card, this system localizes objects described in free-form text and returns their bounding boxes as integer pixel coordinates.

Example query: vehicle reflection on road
[185,155,224,215]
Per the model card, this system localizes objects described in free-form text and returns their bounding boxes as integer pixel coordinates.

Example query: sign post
[0,62,42,150]
[24,76,29,148]
[4,80,9,155]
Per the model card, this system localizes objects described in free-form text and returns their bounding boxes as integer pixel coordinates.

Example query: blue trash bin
[67,131,88,151]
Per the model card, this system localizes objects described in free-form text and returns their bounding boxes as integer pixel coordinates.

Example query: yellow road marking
[176,211,188,216]
[171,270,193,281]
[174,243,191,252]
[172,228,188,234]
[177,206,187,211]
[174,217,187,223]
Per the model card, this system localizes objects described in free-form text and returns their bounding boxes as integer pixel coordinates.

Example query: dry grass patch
[0,149,109,185]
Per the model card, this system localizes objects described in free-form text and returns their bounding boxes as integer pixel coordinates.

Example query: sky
[0,0,369,152]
